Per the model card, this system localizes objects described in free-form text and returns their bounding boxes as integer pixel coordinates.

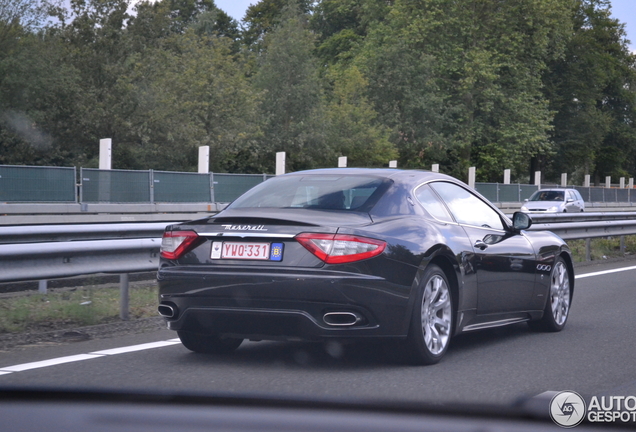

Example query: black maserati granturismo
[157,168,573,364]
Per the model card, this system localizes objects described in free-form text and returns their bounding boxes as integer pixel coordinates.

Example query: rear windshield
[529,190,564,202]
[228,175,390,211]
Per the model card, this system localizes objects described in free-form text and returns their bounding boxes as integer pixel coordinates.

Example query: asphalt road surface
[1,260,635,408]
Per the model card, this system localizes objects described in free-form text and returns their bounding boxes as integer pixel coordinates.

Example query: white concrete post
[561,173,567,187]
[389,160,398,168]
[605,176,611,188]
[276,152,286,175]
[99,139,112,170]
[338,156,347,167]
[468,167,476,189]
[534,171,541,188]
[503,169,511,184]
[432,164,439,173]
[584,175,591,187]
[620,177,626,188]
[198,146,210,174]
[630,178,634,189]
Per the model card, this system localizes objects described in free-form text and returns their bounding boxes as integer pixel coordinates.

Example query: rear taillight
[160,231,199,260]
[295,233,386,264]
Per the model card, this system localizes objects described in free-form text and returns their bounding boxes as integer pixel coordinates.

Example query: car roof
[281,168,462,186]
[535,188,577,191]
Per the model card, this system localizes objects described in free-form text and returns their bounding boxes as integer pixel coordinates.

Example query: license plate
[211,242,283,261]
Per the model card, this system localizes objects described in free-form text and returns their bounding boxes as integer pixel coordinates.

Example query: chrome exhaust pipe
[323,312,362,326]
[158,304,177,319]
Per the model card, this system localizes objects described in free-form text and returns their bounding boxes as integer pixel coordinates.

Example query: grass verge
[568,236,636,262]
[0,283,158,334]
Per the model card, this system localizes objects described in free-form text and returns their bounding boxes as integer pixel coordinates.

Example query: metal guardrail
[2,213,635,284]
[1,214,635,318]
[0,223,168,284]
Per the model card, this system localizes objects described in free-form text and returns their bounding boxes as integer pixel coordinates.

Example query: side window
[429,182,504,230]
[414,184,454,223]
[574,190,583,201]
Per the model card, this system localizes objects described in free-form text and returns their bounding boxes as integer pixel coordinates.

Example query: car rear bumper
[157,266,413,340]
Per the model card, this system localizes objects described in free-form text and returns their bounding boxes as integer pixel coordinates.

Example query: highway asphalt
[1,260,635,408]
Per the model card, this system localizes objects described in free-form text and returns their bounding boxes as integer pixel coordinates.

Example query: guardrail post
[586,239,591,261]
[210,173,216,203]
[38,280,47,294]
[120,274,129,321]
[620,236,625,254]
[149,170,155,204]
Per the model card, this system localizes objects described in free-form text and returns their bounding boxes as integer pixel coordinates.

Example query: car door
[429,182,538,315]
[565,190,578,212]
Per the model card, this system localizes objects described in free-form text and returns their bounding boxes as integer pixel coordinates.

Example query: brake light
[160,231,199,260]
[295,233,386,264]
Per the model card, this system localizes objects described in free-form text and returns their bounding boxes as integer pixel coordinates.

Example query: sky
[214,0,636,54]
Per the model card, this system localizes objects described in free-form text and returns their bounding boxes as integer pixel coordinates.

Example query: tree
[324,66,397,166]
[253,1,330,172]
[310,0,389,65]
[242,0,312,51]
[543,0,636,184]
[357,0,573,181]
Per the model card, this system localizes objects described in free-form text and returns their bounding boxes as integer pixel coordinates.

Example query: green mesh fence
[519,185,539,201]
[213,173,272,203]
[153,171,211,202]
[474,183,498,202]
[81,169,150,203]
[0,165,76,202]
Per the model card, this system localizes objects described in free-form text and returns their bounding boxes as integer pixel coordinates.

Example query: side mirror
[512,211,532,231]
[524,199,529,202]
[567,199,574,203]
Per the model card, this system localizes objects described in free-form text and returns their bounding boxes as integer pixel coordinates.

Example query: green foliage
[0,0,635,180]
[253,1,331,172]
[324,66,397,166]
[242,0,313,50]
[357,0,573,181]
[544,0,636,184]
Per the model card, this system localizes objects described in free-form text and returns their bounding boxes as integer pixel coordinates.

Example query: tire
[177,331,243,354]
[528,257,571,332]
[404,264,453,365]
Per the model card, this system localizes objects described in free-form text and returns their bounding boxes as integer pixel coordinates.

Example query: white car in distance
[521,188,585,213]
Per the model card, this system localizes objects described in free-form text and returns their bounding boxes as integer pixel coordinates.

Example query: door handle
[474,240,488,250]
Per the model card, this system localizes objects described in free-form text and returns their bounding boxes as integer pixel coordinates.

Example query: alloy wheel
[420,274,452,355]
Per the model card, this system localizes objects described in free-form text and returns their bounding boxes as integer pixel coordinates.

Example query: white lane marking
[0,266,633,375]
[0,354,104,373]
[0,339,183,376]
[91,340,181,356]
[575,265,636,279]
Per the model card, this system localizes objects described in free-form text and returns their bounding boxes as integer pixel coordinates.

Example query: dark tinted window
[229,175,389,211]
[529,190,565,202]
